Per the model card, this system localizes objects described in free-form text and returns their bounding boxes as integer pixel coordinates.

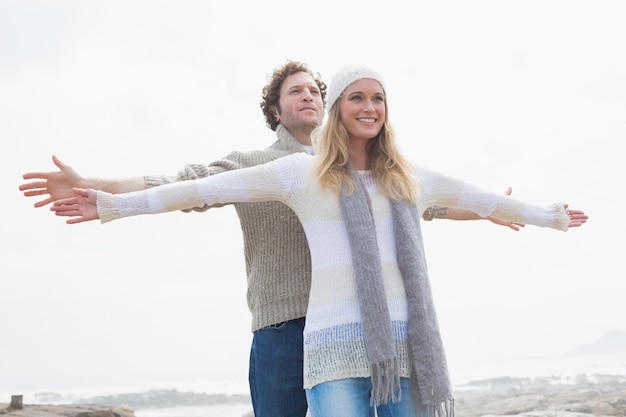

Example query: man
[20,60,523,417]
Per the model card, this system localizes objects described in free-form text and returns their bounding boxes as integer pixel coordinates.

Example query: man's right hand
[19,155,84,207]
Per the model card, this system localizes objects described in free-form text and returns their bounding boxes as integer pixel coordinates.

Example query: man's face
[274,72,324,132]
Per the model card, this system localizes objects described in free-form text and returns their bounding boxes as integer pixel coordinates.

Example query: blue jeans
[249,317,307,417]
[306,377,419,417]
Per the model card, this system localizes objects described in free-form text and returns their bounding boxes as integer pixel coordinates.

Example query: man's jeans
[306,377,420,417]
[249,317,307,417]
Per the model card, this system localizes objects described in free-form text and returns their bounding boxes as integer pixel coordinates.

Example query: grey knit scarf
[339,164,455,416]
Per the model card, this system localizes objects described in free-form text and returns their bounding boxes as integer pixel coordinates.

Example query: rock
[0,403,135,417]
[454,375,626,417]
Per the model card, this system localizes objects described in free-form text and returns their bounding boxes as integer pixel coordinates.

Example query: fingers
[563,203,589,226]
[507,222,525,232]
[565,209,588,219]
[51,206,82,216]
[20,155,66,182]
[569,218,588,226]
[20,175,51,209]
[512,222,525,231]
[51,196,80,207]
[21,173,49,181]
[33,197,54,208]
[21,187,48,197]
[49,195,92,224]
[565,205,588,228]
[71,188,91,198]
[52,155,67,171]
[50,200,88,224]
[19,183,52,207]
[50,189,94,211]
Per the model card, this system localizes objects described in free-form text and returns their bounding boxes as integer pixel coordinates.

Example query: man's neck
[284,125,313,146]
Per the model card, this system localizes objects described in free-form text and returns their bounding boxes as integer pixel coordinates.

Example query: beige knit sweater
[144,126,310,331]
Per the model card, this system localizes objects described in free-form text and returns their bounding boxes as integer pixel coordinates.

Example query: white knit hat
[326,65,386,111]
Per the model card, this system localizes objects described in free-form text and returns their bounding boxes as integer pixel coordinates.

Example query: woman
[52,65,587,417]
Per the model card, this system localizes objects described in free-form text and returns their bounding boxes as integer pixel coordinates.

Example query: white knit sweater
[96,153,569,389]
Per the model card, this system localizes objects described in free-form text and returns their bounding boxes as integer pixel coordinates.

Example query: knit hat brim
[327,65,386,111]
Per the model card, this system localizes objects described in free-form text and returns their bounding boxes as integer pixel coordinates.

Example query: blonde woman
[51,65,587,417]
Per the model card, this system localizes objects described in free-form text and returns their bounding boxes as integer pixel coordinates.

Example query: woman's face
[338,78,385,143]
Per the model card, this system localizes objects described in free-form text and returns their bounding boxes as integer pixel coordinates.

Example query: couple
[22,62,587,417]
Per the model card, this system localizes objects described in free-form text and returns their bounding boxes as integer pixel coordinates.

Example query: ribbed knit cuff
[96,191,122,224]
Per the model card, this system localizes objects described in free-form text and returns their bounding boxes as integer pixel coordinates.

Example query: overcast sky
[2,0,625,397]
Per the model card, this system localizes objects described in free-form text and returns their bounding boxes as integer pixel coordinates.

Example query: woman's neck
[348,140,369,170]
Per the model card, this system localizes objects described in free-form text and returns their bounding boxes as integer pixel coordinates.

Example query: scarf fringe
[417,399,455,417]
[370,358,401,405]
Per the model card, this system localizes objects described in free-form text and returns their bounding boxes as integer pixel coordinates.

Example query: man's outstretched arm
[19,155,145,207]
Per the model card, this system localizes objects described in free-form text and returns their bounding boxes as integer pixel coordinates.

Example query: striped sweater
[97,151,569,389]
[141,125,445,332]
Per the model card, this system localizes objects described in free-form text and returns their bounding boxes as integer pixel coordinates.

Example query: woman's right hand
[50,188,100,224]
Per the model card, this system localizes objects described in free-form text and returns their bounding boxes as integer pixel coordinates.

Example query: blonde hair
[312,99,419,202]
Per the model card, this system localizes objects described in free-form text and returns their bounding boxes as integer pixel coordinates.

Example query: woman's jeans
[249,317,307,417]
[306,377,420,417]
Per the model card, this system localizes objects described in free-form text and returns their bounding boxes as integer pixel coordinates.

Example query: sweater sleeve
[414,164,570,231]
[143,154,243,212]
[97,155,301,224]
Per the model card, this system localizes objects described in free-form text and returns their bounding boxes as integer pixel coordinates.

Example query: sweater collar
[275,124,307,154]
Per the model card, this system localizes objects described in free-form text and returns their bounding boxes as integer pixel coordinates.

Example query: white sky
[1,0,625,396]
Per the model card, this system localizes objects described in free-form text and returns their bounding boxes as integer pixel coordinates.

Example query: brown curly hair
[260,60,327,131]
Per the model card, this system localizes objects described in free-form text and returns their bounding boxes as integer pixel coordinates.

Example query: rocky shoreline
[2,374,625,417]
[454,374,626,417]
[0,402,136,417]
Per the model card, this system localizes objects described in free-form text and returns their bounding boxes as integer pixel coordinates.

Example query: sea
[3,353,626,417]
